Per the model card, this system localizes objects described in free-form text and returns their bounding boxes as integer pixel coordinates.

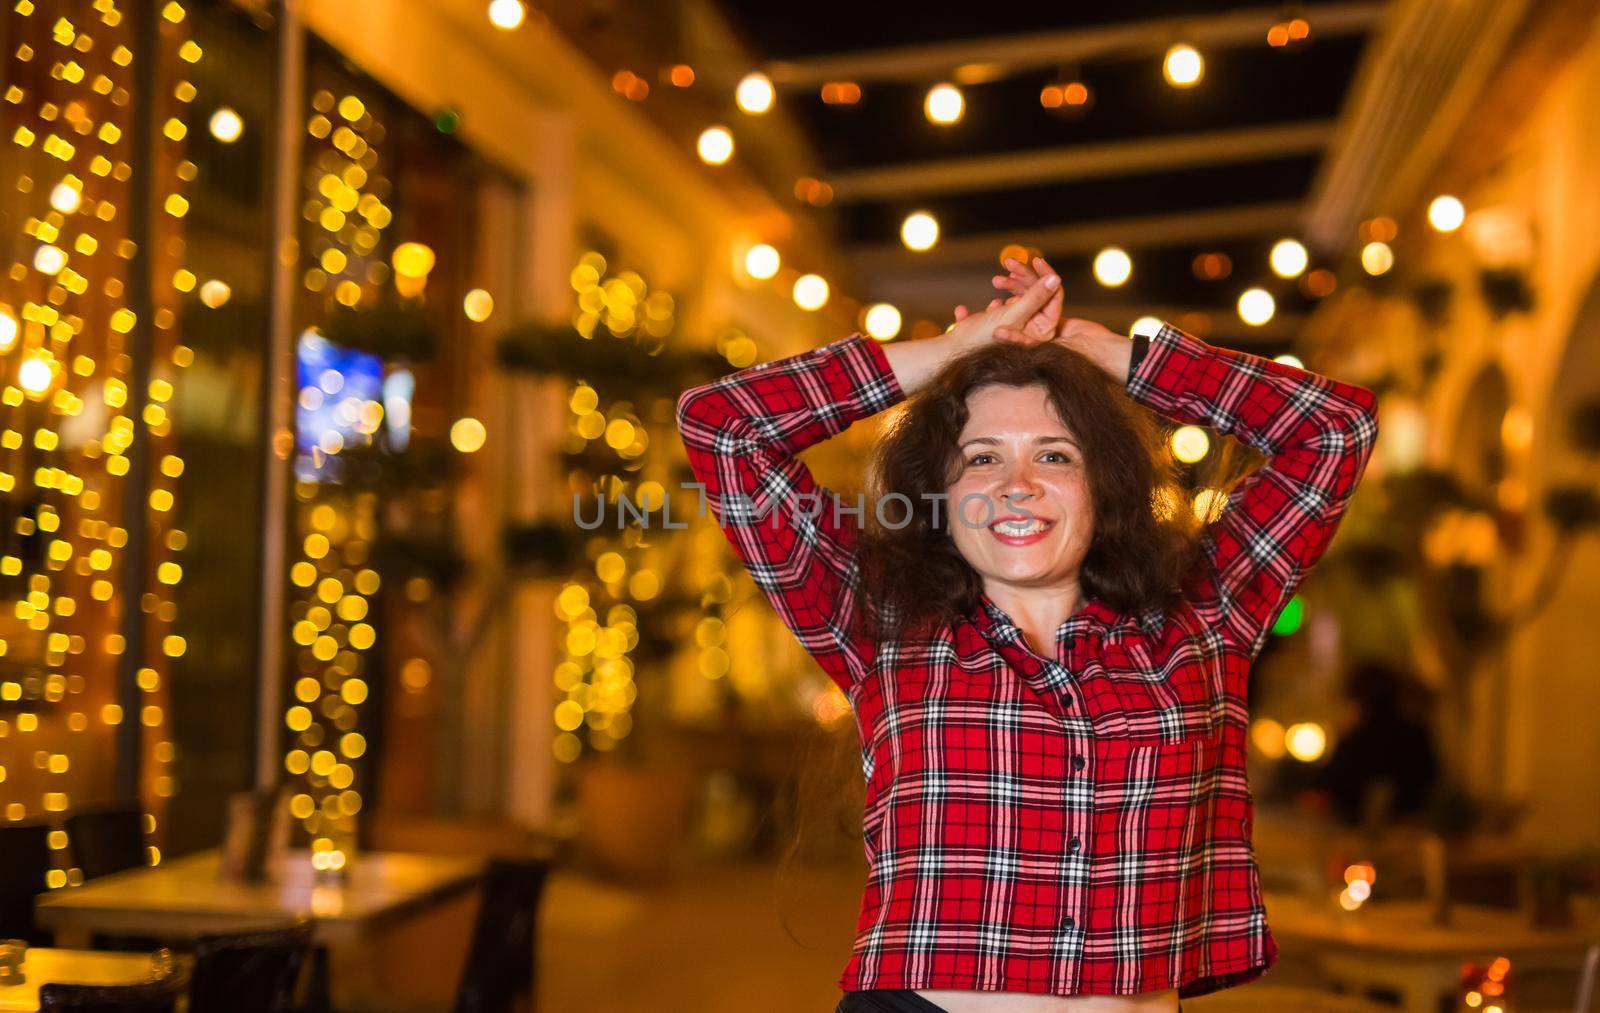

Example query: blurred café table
[0,947,189,1012]
[34,847,484,947]
[1264,889,1599,1013]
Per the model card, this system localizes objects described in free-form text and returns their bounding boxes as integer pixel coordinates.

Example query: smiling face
[946,382,1095,595]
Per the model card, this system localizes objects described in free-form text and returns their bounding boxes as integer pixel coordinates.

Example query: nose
[1000,462,1042,507]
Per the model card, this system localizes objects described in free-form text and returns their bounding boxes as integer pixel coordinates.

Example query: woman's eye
[968,453,996,466]
[1041,451,1072,463]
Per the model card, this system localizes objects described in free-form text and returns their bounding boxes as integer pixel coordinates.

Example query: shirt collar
[972,591,1164,652]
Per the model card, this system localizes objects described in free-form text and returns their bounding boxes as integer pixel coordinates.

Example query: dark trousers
[837,992,947,1013]
[837,992,1187,1012]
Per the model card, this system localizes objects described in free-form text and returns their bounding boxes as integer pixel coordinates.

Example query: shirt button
[1061,915,1075,930]
[1071,754,1086,771]
[1069,836,1082,854]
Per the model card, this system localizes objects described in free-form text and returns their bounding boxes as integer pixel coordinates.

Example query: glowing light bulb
[1093,247,1132,287]
[209,106,243,142]
[19,356,53,394]
[1237,288,1275,326]
[487,0,525,30]
[864,303,902,340]
[900,211,939,251]
[735,72,774,114]
[924,83,964,124]
[744,244,780,280]
[1428,195,1465,233]
[1164,44,1204,87]
[0,308,16,352]
[199,279,231,308]
[1170,425,1210,464]
[34,245,66,275]
[49,182,82,213]
[1361,241,1394,275]
[463,288,494,322]
[793,274,829,311]
[1274,354,1304,369]
[1130,316,1163,338]
[392,242,435,278]
[1270,239,1308,279]
[697,126,733,165]
[451,417,486,453]
[1285,722,1327,762]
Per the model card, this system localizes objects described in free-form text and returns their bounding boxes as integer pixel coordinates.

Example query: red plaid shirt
[676,324,1378,999]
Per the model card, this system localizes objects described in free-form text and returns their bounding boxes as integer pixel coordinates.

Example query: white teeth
[994,519,1049,535]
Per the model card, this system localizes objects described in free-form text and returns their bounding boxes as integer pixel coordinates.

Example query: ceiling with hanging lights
[534,1,1392,348]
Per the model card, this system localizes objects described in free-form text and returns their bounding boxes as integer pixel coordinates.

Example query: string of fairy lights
[282,85,399,875]
[1,0,193,878]
[485,2,1475,350]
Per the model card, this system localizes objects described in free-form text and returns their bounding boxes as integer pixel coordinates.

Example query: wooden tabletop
[35,848,486,947]
[1264,890,1599,960]
[0,949,186,1013]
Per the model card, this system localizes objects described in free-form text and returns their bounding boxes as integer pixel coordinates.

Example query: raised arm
[1127,323,1379,659]
[675,274,1063,691]
[676,334,905,692]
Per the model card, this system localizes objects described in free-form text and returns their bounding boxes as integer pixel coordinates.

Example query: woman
[676,256,1379,1012]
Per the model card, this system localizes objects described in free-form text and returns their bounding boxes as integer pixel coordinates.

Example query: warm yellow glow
[735,72,775,114]
[697,126,734,165]
[50,180,82,213]
[1093,247,1131,287]
[392,242,435,278]
[792,273,829,310]
[34,244,66,275]
[199,279,231,308]
[1285,722,1327,762]
[1428,194,1465,233]
[864,303,902,340]
[1274,354,1304,369]
[744,243,780,280]
[1130,316,1163,338]
[1169,425,1210,463]
[1191,488,1226,524]
[1361,241,1394,275]
[463,288,494,322]
[450,417,486,453]
[900,211,939,251]
[19,356,53,394]
[209,106,243,142]
[1269,239,1308,279]
[1250,718,1286,759]
[1237,288,1275,326]
[925,83,964,124]
[1164,44,1204,87]
[487,0,526,30]
[0,308,16,352]
[1501,405,1533,453]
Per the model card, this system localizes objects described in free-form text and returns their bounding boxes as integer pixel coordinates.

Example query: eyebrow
[960,435,1080,451]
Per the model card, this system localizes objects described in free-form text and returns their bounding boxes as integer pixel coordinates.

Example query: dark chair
[38,948,190,1012]
[0,821,54,945]
[187,921,316,1013]
[64,803,147,881]
[453,858,551,1013]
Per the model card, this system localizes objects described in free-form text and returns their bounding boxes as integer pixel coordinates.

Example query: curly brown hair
[852,338,1208,642]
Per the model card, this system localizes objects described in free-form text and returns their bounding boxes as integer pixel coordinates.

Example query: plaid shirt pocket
[1084,637,1220,747]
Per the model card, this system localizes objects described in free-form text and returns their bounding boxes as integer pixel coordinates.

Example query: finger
[999,274,1060,325]
[1026,285,1065,337]
[1008,260,1039,286]
[987,297,1004,313]
[993,276,1028,296]
[953,305,968,320]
